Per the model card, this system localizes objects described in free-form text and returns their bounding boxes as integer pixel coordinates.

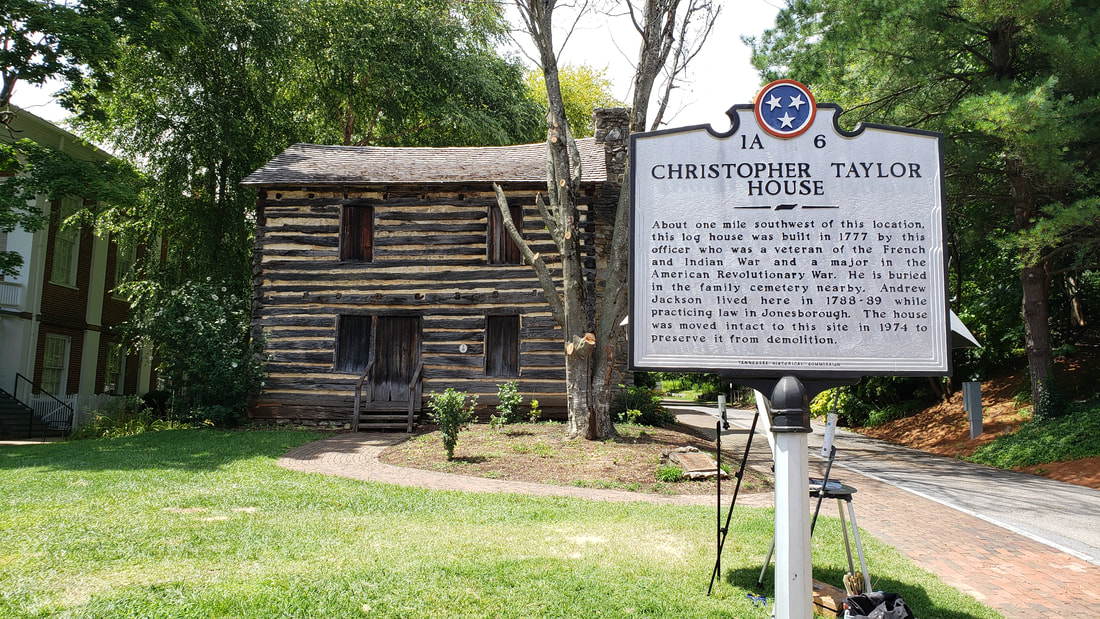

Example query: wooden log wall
[248,184,604,422]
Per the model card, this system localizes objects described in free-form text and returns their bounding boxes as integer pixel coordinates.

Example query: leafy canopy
[523,63,624,138]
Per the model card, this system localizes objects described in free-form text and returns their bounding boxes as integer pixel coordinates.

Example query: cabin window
[341,206,373,261]
[335,315,372,372]
[485,314,520,377]
[488,205,523,264]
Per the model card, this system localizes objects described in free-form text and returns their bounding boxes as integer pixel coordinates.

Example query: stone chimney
[593,107,630,185]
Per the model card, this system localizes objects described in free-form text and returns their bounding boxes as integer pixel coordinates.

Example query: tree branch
[493,183,565,325]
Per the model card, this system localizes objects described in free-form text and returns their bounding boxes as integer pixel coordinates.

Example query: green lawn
[0,429,1000,618]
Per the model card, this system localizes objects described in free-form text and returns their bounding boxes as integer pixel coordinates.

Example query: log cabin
[242,109,630,430]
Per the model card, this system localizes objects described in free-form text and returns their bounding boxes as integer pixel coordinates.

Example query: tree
[749,0,1100,417]
[0,0,164,275]
[1,0,113,115]
[500,0,718,439]
[523,63,623,138]
[70,0,549,420]
[292,0,541,147]
[623,0,719,131]
[67,0,297,420]
[0,138,143,277]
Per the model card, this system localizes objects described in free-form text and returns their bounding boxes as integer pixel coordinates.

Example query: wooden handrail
[352,359,375,433]
[406,360,423,433]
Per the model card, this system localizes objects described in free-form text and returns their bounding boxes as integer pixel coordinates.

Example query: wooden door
[371,316,421,404]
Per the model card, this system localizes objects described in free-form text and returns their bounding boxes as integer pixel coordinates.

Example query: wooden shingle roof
[242,138,608,186]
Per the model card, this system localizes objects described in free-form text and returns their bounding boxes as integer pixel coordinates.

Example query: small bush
[527,398,542,423]
[632,372,659,389]
[865,402,920,428]
[191,404,242,428]
[427,388,477,460]
[655,464,685,483]
[809,377,937,427]
[495,380,523,424]
[611,386,673,426]
[71,396,190,440]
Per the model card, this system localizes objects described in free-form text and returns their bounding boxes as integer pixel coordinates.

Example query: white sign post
[630,80,948,617]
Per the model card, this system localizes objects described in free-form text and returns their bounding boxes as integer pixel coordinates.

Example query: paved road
[673,403,1100,567]
[672,403,1100,617]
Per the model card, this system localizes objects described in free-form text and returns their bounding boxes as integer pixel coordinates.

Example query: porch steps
[0,389,65,440]
[356,413,422,432]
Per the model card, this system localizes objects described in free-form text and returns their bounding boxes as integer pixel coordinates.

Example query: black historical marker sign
[630,81,949,377]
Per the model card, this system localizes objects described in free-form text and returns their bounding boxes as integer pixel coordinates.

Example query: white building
[0,106,153,436]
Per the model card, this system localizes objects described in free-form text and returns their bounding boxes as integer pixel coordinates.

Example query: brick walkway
[805,460,1100,618]
[278,432,1100,618]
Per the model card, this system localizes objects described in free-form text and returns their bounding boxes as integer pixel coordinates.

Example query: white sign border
[628,103,952,379]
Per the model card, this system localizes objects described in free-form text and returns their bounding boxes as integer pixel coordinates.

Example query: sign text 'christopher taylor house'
[243,110,631,429]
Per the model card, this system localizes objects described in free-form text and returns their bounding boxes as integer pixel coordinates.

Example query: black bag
[843,592,915,619]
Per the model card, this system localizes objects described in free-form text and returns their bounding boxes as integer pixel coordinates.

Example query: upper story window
[340,206,373,262]
[50,196,82,287]
[113,239,136,298]
[488,205,523,265]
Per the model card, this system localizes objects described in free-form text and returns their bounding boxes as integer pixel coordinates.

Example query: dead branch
[493,183,566,325]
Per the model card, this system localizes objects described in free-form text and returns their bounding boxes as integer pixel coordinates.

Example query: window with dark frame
[335,315,372,373]
[485,314,520,377]
[341,206,373,261]
[488,204,523,264]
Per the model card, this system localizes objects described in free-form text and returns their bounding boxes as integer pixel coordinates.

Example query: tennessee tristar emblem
[754,79,817,138]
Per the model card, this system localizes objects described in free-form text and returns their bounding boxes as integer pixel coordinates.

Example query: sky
[525,0,783,132]
[11,1,782,133]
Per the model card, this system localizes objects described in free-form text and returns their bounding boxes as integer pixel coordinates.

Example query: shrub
[191,404,242,428]
[70,395,190,440]
[118,277,266,425]
[611,386,673,426]
[866,402,920,428]
[427,388,477,460]
[810,378,936,427]
[655,464,685,483]
[969,397,1100,468]
[494,380,523,424]
[527,398,542,423]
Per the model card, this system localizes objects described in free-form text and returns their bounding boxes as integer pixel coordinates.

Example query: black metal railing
[14,373,74,436]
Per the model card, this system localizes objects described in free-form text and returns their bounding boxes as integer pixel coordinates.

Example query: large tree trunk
[1020,263,1054,403]
[511,0,714,439]
[1008,158,1056,416]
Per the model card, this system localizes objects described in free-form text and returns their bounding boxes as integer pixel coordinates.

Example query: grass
[0,429,1001,618]
[968,396,1100,468]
